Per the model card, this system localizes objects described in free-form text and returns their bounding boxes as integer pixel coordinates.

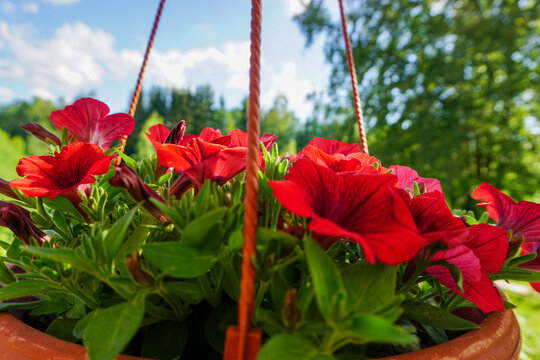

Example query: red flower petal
[389,165,442,194]
[307,137,361,156]
[409,191,466,244]
[428,245,482,287]
[465,224,508,274]
[146,124,170,145]
[10,143,113,199]
[461,273,505,312]
[269,158,424,265]
[155,138,246,188]
[199,127,224,142]
[473,182,540,242]
[49,98,134,150]
[300,145,378,174]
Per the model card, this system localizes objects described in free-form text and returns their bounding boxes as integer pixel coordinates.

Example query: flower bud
[0,201,49,245]
[109,164,170,224]
[126,251,153,286]
[282,288,301,330]
[507,232,524,259]
[20,122,62,146]
[170,174,193,199]
[0,178,17,200]
[164,120,187,145]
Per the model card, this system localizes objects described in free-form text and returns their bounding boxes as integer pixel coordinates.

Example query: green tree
[261,95,299,153]
[0,129,26,181]
[295,0,540,208]
[135,112,165,159]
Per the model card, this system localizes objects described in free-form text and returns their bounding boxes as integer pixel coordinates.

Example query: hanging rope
[116,0,166,165]
[224,0,263,359]
[338,0,369,154]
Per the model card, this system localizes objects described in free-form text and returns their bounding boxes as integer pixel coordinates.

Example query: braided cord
[338,0,368,153]
[116,0,166,164]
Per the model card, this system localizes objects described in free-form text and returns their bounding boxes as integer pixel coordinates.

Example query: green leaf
[258,334,335,360]
[204,305,237,353]
[84,299,145,360]
[6,238,24,261]
[342,314,416,344]
[491,267,540,282]
[103,205,139,260]
[402,301,479,330]
[115,151,138,171]
[182,207,227,247]
[22,246,97,274]
[0,260,16,285]
[507,252,537,267]
[341,262,399,316]
[422,323,449,344]
[143,242,218,278]
[257,228,299,254]
[161,281,205,304]
[303,237,346,321]
[0,300,44,311]
[141,321,187,360]
[0,280,63,301]
[30,299,72,316]
[43,196,81,219]
[46,317,79,342]
[73,310,97,339]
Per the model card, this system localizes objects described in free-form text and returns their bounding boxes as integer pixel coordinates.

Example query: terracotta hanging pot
[377,308,521,360]
[0,308,521,360]
[0,313,146,360]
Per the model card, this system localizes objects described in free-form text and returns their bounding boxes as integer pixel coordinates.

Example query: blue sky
[0,0,338,120]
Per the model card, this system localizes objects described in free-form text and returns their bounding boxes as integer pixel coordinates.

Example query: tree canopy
[295,0,539,208]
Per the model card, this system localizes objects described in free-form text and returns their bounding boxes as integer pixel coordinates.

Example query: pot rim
[376,309,521,360]
[0,309,521,360]
[0,312,147,360]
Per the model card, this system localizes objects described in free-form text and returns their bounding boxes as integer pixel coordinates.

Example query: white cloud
[145,41,251,98]
[40,0,79,5]
[0,20,317,119]
[261,62,314,119]
[22,2,39,13]
[0,86,14,102]
[29,87,55,101]
[1,1,15,14]
[281,0,306,17]
[0,21,140,97]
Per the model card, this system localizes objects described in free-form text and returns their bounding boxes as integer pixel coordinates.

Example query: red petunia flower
[520,242,540,292]
[10,143,113,205]
[146,121,187,147]
[473,182,540,293]
[226,129,277,150]
[49,98,135,150]
[472,182,540,242]
[427,224,508,312]
[146,124,171,146]
[268,158,425,265]
[408,191,466,244]
[306,137,362,156]
[389,165,442,194]
[155,137,247,190]
[147,121,187,179]
[299,145,382,174]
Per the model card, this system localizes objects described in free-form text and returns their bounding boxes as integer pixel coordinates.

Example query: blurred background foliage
[0,0,538,355]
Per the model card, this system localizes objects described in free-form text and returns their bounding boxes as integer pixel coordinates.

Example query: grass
[498,281,540,360]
